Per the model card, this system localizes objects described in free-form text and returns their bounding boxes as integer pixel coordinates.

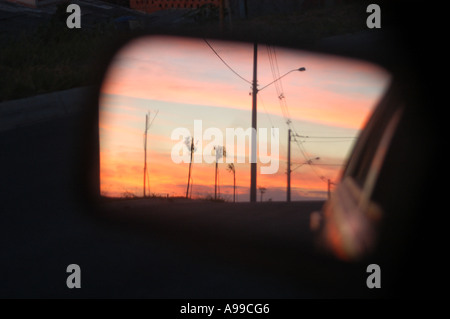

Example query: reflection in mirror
[99,36,390,202]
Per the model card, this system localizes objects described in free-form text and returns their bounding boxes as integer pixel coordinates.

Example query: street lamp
[257,68,306,92]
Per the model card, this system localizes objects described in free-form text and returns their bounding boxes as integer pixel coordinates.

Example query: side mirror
[98,35,390,203]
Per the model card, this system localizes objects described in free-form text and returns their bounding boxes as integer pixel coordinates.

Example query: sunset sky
[99,35,390,201]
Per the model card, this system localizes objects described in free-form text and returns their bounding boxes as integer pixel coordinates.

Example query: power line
[204,39,252,85]
[266,45,347,185]
[264,45,328,182]
[290,126,334,183]
[266,45,291,122]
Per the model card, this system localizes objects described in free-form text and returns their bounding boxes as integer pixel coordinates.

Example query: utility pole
[227,163,236,203]
[287,128,291,202]
[247,45,304,203]
[250,42,258,203]
[143,110,158,198]
[143,113,149,198]
[215,160,218,200]
[214,146,225,200]
[186,137,194,199]
[286,129,319,201]
[232,167,236,203]
[218,168,221,199]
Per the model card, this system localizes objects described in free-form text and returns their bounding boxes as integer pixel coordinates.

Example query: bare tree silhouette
[143,110,158,197]
[185,136,197,198]
[227,163,236,203]
[213,145,226,200]
[258,186,266,202]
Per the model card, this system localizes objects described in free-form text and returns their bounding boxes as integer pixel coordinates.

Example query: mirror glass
[99,35,390,201]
